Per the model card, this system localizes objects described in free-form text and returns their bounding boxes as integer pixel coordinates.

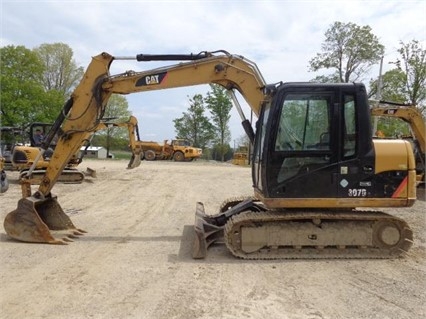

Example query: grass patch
[111,150,133,160]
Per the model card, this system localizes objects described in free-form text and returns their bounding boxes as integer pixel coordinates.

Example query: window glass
[343,95,356,157]
[275,94,330,151]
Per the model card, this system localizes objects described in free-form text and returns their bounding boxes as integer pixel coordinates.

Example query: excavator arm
[4,50,267,244]
[370,101,425,153]
[370,101,425,184]
[39,51,265,195]
[92,115,142,169]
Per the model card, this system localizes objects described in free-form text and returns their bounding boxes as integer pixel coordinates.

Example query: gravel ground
[1,159,425,319]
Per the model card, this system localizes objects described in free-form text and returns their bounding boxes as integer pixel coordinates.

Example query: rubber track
[224,210,413,260]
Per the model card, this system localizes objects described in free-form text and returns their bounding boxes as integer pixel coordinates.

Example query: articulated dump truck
[140,139,202,161]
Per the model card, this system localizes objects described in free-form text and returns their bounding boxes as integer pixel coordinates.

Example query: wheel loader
[3,50,417,260]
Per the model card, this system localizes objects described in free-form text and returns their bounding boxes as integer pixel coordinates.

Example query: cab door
[263,84,341,199]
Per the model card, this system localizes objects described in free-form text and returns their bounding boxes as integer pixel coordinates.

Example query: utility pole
[373,56,384,135]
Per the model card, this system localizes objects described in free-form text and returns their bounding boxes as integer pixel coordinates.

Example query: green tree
[173,94,214,149]
[0,45,62,127]
[33,43,84,99]
[205,84,232,161]
[211,143,233,161]
[310,72,341,83]
[309,21,385,83]
[394,40,426,111]
[369,68,407,102]
[369,40,425,136]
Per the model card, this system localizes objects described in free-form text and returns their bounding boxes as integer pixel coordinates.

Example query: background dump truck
[232,146,249,166]
[140,139,202,162]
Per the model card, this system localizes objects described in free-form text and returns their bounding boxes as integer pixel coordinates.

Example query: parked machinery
[4,51,416,260]
[141,139,202,161]
[0,155,8,193]
[370,101,425,185]
[11,116,141,184]
[0,126,24,170]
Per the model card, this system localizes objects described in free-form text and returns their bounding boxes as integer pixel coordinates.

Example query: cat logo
[135,72,167,87]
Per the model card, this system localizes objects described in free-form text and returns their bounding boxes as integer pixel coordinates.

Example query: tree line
[1,21,425,160]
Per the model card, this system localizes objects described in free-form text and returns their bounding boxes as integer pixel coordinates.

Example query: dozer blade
[192,198,264,259]
[85,167,97,178]
[4,196,85,244]
[192,202,224,259]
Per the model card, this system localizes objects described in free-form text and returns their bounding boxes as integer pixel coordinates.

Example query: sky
[1,0,425,145]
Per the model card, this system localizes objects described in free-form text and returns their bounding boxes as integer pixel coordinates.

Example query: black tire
[145,150,156,161]
[173,151,184,162]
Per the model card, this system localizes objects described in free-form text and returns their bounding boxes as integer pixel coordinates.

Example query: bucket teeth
[4,196,85,244]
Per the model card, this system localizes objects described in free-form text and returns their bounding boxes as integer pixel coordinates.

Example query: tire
[173,151,185,162]
[144,150,156,161]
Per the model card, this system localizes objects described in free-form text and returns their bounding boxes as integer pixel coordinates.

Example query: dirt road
[1,159,425,319]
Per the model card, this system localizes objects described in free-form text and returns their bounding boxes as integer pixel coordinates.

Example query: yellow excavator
[4,51,417,260]
[91,115,142,169]
[11,122,85,183]
[11,116,141,184]
[370,101,425,186]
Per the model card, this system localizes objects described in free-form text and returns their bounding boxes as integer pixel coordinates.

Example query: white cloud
[1,0,425,142]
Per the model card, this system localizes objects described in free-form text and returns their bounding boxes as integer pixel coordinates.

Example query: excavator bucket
[127,153,142,169]
[4,196,85,244]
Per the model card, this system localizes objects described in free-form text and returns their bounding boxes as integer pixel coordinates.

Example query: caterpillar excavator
[370,101,425,186]
[11,116,141,184]
[92,115,142,169]
[4,50,416,259]
[11,122,86,184]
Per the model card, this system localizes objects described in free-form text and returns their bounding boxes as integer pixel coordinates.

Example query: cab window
[275,94,331,151]
[343,95,356,158]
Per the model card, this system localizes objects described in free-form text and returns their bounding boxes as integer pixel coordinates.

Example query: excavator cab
[255,82,377,205]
